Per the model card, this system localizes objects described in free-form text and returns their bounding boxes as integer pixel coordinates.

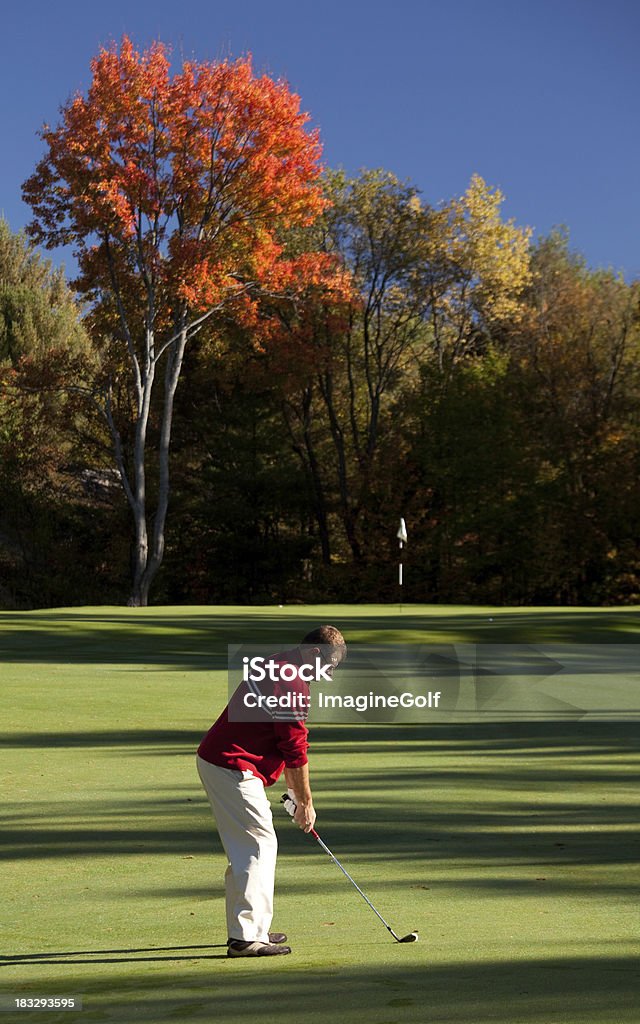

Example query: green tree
[166,339,316,603]
[0,219,87,365]
[0,221,122,607]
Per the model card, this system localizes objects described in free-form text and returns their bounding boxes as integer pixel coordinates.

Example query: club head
[397,931,419,943]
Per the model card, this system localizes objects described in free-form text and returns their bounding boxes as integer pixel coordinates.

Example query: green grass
[1,605,639,1023]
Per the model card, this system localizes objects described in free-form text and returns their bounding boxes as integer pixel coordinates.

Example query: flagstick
[396,517,407,615]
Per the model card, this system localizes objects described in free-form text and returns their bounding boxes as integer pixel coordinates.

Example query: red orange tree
[23,37,340,604]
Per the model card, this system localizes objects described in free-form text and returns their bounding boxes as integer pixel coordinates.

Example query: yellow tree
[425,174,532,372]
[269,172,532,569]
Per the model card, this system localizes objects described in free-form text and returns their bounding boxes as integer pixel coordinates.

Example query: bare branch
[104,234,143,409]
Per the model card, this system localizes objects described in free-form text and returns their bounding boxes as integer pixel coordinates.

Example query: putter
[281,795,418,944]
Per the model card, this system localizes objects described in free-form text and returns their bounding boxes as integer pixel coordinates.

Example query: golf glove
[281,790,297,817]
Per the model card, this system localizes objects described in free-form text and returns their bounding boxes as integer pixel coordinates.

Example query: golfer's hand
[294,801,316,833]
[281,789,316,832]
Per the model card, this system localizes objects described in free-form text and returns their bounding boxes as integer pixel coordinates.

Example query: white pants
[196,755,277,943]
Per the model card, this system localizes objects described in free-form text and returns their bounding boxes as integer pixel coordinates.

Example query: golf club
[281,794,418,944]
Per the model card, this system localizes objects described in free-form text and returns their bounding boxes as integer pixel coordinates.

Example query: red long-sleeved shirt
[197,651,310,787]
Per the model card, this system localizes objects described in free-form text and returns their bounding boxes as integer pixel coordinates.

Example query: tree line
[1,39,639,608]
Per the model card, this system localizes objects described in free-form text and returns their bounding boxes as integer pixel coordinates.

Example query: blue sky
[2,0,638,278]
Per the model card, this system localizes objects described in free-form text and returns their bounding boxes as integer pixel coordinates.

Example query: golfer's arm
[284,764,313,806]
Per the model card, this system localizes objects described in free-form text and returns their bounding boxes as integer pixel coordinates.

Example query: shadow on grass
[1,723,638,892]
[1,609,640,668]
[0,729,205,749]
[0,945,227,966]
[2,956,639,1024]
[2,720,640,750]
[2,820,639,873]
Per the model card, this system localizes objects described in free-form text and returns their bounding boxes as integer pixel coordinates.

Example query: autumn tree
[401,228,640,605]
[274,170,432,564]
[510,231,640,600]
[424,174,532,374]
[273,171,531,570]
[23,36,341,605]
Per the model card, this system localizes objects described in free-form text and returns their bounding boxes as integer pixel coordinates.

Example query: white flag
[397,517,407,544]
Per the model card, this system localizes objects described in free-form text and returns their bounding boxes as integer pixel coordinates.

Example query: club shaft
[309,828,399,939]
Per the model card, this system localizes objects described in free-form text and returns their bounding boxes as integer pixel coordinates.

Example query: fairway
[1,605,639,1023]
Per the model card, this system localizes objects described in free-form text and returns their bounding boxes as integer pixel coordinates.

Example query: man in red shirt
[196,625,346,958]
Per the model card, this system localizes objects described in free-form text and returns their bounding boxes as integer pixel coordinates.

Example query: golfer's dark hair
[302,625,346,660]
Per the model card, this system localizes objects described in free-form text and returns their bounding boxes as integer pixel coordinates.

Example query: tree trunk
[299,389,332,566]
[127,321,188,605]
[282,388,332,566]
[127,509,149,606]
[318,370,363,563]
[124,341,155,605]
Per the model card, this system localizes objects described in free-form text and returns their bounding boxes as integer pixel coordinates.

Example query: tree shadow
[0,945,227,966]
[2,608,639,669]
[2,719,639,750]
[1,722,637,869]
[2,955,638,1023]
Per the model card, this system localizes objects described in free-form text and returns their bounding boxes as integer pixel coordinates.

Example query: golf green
[1,606,639,1023]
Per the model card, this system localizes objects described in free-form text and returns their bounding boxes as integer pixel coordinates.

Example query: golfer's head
[300,625,346,680]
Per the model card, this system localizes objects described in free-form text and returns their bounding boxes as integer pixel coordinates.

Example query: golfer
[196,625,346,957]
